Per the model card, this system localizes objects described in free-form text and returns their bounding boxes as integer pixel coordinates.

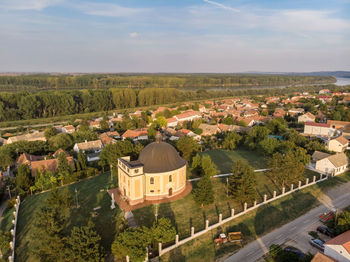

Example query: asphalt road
[224,183,350,262]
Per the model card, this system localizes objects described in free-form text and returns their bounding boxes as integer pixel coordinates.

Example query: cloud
[0,0,61,11]
[129,32,138,38]
[73,3,149,17]
[203,0,240,12]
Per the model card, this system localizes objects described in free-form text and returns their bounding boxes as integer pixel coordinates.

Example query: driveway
[223,182,350,262]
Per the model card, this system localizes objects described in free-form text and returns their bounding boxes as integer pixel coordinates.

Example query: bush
[6,197,17,209]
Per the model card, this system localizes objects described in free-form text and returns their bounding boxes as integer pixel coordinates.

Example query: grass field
[12,172,120,262]
[160,172,350,262]
[200,149,266,173]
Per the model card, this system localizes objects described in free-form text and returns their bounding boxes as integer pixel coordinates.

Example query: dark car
[309,238,325,251]
[284,247,305,258]
[317,226,333,237]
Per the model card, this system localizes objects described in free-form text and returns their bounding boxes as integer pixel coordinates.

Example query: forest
[0,84,344,122]
[0,74,336,91]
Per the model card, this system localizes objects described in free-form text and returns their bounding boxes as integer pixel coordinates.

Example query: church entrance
[168,188,173,196]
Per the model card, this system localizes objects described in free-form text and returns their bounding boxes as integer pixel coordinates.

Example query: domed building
[117,135,187,205]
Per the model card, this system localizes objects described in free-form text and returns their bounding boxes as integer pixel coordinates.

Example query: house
[5,131,46,144]
[327,136,348,153]
[319,89,330,94]
[327,120,350,130]
[30,156,74,176]
[273,108,286,118]
[166,117,178,127]
[73,140,103,153]
[173,110,201,123]
[311,252,336,262]
[172,129,201,141]
[288,108,305,116]
[99,131,120,146]
[298,112,316,123]
[324,230,350,261]
[313,151,349,176]
[217,124,251,133]
[16,153,44,166]
[304,122,332,137]
[89,121,100,129]
[122,128,148,141]
[61,125,75,134]
[198,123,220,136]
[318,96,332,104]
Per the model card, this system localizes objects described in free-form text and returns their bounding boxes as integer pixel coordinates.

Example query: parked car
[284,247,305,258]
[319,211,335,223]
[309,238,325,251]
[317,226,333,237]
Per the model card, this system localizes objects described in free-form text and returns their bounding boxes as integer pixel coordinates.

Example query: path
[223,182,350,262]
[188,169,270,182]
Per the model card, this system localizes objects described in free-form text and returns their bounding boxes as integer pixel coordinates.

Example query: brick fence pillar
[219,214,222,223]
[313,176,316,183]
[175,234,179,246]
[264,194,267,202]
[306,178,309,185]
[206,219,209,229]
[158,242,162,256]
[191,227,195,237]
[231,208,235,217]
[273,191,276,198]
[282,187,285,194]
[244,202,247,211]
[291,184,294,191]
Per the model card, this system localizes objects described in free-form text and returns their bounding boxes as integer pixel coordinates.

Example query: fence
[8,196,20,262]
[151,173,328,258]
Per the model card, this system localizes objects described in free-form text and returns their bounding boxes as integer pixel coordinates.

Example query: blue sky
[0,0,349,72]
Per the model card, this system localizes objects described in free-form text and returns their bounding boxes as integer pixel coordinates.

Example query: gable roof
[325,230,350,254]
[311,252,337,262]
[75,140,103,150]
[122,128,148,139]
[305,122,330,128]
[312,151,331,161]
[328,153,349,168]
[334,136,349,146]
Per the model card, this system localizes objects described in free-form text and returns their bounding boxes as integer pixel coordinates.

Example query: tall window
[150,177,154,184]
[169,175,172,182]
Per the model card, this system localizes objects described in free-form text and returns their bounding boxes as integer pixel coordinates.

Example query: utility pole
[75,188,79,208]
[226,177,229,198]
[7,186,11,199]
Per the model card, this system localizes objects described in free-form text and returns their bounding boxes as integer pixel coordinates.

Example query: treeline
[0,74,336,91]
[0,84,346,122]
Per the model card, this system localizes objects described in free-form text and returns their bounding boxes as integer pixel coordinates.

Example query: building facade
[118,136,187,205]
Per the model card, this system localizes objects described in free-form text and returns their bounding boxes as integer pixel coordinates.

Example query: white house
[73,140,103,153]
[312,151,349,176]
[327,136,349,153]
[304,122,332,137]
[324,230,350,262]
[298,112,316,123]
[61,125,75,134]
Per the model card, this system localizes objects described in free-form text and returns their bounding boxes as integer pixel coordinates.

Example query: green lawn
[200,149,266,173]
[14,172,120,262]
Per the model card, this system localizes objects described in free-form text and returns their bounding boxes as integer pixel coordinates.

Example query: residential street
[224,182,350,262]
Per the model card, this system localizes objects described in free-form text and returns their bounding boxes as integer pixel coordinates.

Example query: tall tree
[66,221,104,262]
[228,160,257,205]
[58,152,71,185]
[15,164,33,196]
[267,151,304,187]
[193,174,214,207]
[176,136,198,162]
[222,132,242,150]
[152,218,176,244]
[76,151,87,171]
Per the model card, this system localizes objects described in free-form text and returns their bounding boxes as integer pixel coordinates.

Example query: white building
[324,230,350,262]
[312,151,349,176]
[304,122,333,137]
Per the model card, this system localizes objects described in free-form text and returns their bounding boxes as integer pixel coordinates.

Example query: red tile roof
[305,122,330,128]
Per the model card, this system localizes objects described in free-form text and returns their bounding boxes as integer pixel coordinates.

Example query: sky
[0,0,350,73]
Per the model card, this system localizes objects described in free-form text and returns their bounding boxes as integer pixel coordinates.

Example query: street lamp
[75,188,79,208]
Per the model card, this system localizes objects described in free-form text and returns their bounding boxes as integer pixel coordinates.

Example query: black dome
[138,141,187,173]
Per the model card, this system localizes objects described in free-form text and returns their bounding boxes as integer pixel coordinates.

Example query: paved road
[224,183,350,262]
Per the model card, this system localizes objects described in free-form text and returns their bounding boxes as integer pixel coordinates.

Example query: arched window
[150,177,154,184]
[169,175,172,182]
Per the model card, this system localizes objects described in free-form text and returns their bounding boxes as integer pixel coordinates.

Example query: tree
[222,132,242,150]
[228,160,257,205]
[58,152,71,185]
[258,138,280,155]
[176,136,198,162]
[0,230,11,258]
[31,191,71,261]
[49,133,73,150]
[0,148,15,170]
[266,118,287,134]
[154,116,167,128]
[66,221,104,262]
[152,218,176,244]
[191,154,202,176]
[267,151,304,187]
[201,155,217,177]
[112,226,151,262]
[222,116,235,125]
[76,151,87,171]
[44,126,58,140]
[100,119,109,131]
[15,164,33,196]
[193,174,214,207]
[245,126,270,149]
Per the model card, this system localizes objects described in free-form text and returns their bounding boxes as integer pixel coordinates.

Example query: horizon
[1,0,350,72]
